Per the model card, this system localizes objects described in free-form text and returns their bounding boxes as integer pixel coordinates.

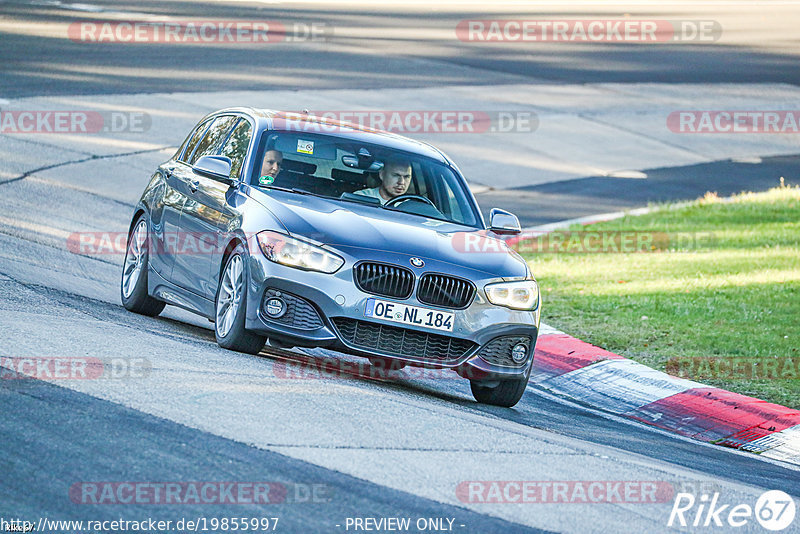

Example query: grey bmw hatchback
[121,108,540,407]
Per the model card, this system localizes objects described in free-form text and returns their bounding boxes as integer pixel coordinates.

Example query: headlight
[256,231,344,273]
[484,280,539,310]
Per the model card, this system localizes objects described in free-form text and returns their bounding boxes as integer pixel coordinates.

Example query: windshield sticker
[297,139,314,154]
[259,175,275,185]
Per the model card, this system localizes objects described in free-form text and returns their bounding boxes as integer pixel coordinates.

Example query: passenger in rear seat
[258,150,283,185]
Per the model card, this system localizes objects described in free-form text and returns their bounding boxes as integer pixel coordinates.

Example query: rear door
[170,114,240,298]
[150,117,212,281]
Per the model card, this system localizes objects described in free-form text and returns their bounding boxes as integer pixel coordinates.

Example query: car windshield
[250,131,480,227]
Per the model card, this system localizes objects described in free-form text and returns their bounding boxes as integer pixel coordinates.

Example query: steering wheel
[384,194,436,209]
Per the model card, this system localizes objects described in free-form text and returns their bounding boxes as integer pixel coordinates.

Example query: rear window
[188,115,238,165]
[176,118,212,163]
[219,119,252,180]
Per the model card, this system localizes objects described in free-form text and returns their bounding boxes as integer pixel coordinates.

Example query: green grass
[521,183,800,408]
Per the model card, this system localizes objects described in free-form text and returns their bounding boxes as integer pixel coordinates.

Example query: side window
[188,115,238,165]
[177,119,212,163]
[436,170,475,225]
[219,119,252,180]
[419,162,470,225]
[409,161,423,196]
[439,180,464,222]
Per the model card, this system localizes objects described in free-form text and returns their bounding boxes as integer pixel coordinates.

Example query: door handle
[189,180,200,192]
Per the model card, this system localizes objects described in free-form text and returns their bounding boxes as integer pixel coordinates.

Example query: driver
[355,157,412,205]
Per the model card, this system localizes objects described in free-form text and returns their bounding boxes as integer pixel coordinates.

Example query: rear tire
[214,245,266,355]
[120,215,165,317]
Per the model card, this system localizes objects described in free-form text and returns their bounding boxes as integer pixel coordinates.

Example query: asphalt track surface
[479,154,800,226]
[1,1,800,533]
[2,0,800,98]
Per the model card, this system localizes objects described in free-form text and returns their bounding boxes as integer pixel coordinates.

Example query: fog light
[511,343,528,363]
[265,297,286,318]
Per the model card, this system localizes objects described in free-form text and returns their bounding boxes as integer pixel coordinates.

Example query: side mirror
[488,208,521,235]
[193,155,234,185]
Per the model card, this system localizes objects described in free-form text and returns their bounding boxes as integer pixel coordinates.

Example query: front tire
[470,362,531,408]
[214,245,266,355]
[120,215,165,317]
[470,378,528,407]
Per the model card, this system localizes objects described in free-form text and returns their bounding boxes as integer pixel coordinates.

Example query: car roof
[205,107,451,164]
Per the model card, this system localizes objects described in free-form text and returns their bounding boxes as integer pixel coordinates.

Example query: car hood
[249,189,528,279]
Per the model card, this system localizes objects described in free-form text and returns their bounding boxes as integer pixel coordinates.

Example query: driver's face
[379,163,412,198]
[261,150,283,178]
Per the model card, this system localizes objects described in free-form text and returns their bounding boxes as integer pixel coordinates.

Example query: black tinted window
[219,119,252,180]
[189,115,237,165]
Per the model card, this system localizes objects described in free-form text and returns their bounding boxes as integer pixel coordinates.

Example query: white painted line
[730,156,763,164]
[538,359,705,415]
[60,2,104,12]
[32,1,100,11]
[749,425,800,465]
[222,0,800,5]
[605,170,648,179]
[469,184,492,195]
[517,180,761,237]
[519,206,654,235]
[537,322,565,336]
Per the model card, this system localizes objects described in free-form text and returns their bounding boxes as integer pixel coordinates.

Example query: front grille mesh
[332,317,477,363]
[477,336,532,367]
[261,289,324,330]
[417,274,475,309]
[354,262,414,299]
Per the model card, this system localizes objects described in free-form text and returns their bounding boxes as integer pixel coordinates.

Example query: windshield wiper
[260,185,305,194]
[339,192,382,206]
[382,201,451,224]
[261,185,324,197]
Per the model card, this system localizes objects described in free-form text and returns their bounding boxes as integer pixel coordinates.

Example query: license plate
[364,298,454,332]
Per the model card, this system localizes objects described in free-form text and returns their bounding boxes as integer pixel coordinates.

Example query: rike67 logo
[668,490,796,531]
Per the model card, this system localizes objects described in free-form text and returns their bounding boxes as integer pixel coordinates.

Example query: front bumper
[244,253,539,381]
